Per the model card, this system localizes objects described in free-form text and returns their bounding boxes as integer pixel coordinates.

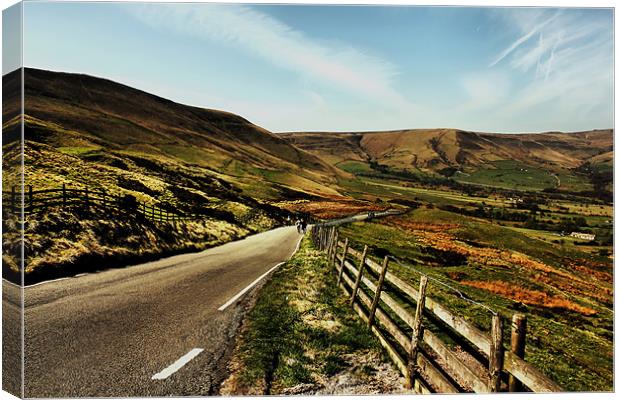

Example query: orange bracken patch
[461,280,597,316]
[275,200,387,220]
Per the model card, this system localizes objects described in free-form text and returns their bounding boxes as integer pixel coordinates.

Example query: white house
[570,232,596,241]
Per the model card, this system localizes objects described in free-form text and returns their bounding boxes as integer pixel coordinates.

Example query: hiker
[300,219,308,234]
[295,219,302,233]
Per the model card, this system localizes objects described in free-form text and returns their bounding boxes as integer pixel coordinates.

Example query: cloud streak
[488,12,558,67]
[125,4,414,112]
[483,8,613,130]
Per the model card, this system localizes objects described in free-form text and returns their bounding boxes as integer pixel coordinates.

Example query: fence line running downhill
[2,184,206,223]
[311,224,563,394]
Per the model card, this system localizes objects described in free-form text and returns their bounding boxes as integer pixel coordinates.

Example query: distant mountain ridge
[279,128,613,173]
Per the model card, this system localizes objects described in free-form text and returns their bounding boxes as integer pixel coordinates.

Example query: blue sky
[18,3,614,133]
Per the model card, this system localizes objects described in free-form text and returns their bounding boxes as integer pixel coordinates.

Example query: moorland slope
[281,129,613,192]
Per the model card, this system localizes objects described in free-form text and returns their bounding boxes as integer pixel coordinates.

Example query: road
[12,226,303,397]
[318,209,402,226]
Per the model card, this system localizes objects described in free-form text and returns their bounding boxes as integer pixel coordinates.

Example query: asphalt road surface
[16,226,304,397]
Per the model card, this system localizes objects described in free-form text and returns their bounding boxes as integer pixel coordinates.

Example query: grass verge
[220,236,403,395]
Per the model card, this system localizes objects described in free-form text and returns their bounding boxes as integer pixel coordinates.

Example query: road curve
[16,225,303,397]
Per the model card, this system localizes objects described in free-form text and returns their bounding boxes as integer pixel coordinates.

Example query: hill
[5,68,342,200]
[280,128,613,192]
[1,68,346,280]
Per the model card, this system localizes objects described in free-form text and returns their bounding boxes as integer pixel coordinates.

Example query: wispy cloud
[488,12,558,67]
[125,4,414,111]
[484,8,613,130]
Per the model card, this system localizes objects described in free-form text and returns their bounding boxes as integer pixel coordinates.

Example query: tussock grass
[2,209,249,284]
[221,237,401,395]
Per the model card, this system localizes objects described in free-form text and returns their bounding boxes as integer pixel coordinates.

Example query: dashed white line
[151,348,204,380]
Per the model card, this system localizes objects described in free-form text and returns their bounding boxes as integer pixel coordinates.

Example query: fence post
[321,228,329,251]
[85,187,89,209]
[11,186,15,213]
[368,256,389,328]
[326,227,334,255]
[508,314,527,392]
[489,314,505,392]
[62,184,67,208]
[329,230,339,265]
[349,245,368,307]
[337,238,349,286]
[406,275,428,389]
[28,185,33,212]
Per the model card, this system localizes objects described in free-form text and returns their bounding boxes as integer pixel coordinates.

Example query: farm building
[570,232,596,241]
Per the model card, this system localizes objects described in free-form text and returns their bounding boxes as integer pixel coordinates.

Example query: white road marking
[217,262,284,311]
[3,276,73,289]
[151,348,204,380]
[218,233,304,312]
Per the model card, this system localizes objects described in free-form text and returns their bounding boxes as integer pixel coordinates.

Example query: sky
[12,2,615,133]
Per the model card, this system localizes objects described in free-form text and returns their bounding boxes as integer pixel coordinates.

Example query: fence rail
[2,184,206,222]
[311,224,562,394]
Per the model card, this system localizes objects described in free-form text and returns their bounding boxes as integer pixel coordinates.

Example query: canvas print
[1,2,614,397]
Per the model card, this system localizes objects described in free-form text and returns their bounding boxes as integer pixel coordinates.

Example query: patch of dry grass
[460,280,597,316]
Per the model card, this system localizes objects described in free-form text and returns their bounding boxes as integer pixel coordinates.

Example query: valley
[2,68,613,392]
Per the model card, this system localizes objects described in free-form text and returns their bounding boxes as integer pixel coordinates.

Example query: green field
[335,160,375,174]
[455,160,557,191]
[336,208,613,391]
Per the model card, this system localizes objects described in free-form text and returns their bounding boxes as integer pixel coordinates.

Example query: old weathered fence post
[508,313,527,392]
[368,255,389,328]
[406,275,428,389]
[349,245,368,307]
[489,314,505,392]
[321,228,329,251]
[330,230,339,265]
[327,227,335,256]
[337,238,349,286]
[321,227,329,251]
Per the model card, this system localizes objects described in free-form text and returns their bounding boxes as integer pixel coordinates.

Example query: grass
[335,160,374,174]
[221,236,392,395]
[4,131,289,279]
[336,209,612,391]
[455,160,558,191]
[2,207,249,284]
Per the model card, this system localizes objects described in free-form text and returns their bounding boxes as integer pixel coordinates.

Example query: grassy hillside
[337,208,612,391]
[280,128,613,193]
[1,68,352,280]
[16,68,342,198]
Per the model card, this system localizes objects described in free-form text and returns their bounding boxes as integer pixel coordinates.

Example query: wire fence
[2,184,207,222]
[312,224,562,394]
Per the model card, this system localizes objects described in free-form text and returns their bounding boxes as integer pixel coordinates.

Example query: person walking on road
[300,219,308,234]
[295,219,302,233]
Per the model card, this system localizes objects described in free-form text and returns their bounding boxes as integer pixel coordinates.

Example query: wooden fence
[2,184,205,222]
[311,224,562,394]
